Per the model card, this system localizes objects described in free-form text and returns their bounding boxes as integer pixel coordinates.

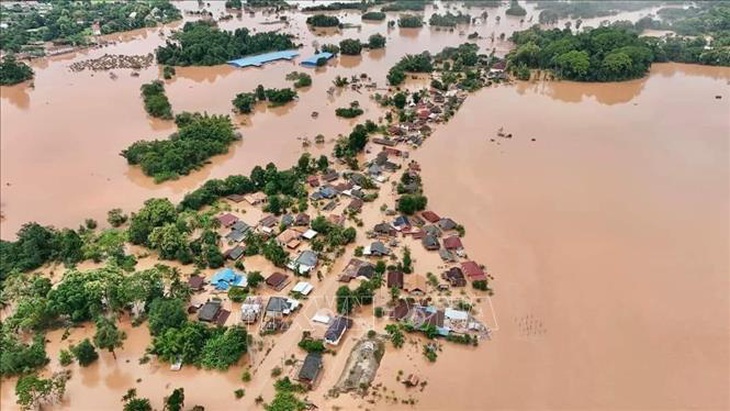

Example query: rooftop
[300,51,334,67]
[228,49,299,68]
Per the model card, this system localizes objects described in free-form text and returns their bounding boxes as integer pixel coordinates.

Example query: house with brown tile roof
[461,261,487,282]
[217,213,239,228]
[387,270,404,289]
[420,211,440,223]
[443,235,463,251]
[442,267,466,287]
[266,272,290,291]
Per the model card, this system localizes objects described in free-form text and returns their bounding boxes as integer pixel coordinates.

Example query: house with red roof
[443,235,463,251]
[461,261,487,281]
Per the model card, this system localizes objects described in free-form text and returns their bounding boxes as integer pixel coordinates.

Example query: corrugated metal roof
[227,50,299,68]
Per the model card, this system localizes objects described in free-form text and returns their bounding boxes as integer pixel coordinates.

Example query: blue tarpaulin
[300,52,334,67]
[227,50,299,68]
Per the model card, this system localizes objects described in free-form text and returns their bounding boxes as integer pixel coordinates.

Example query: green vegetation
[397,194,428,215]
[385,324,405,348]
[15,372,68,411]
[164,388,185,411]
[382,0,428,12]
[107,208,128,227]
[0,55,34,85]
[429,12,472,28]
[122,388,152,411]
[233,92,257,114]
[121,112,239,182]
[422,344,438,362]
[368,33,387,49]
[505,0,527,17]
[0,332,49,377]
[163,65,176,80]
[335,101,364,119]
[0,1,181,53]
[265,88,298,106]
[226,0,243,9]
[303,2,369,12]
[306,14,341,28]
[156,21,296,66]
[401,247,413,274]
[93,316,126,359]
[464,0,502,7]
[285,71,312,88]
[265,378,307,411]
[398,14,424,28]
[362,11,386,21]
[151,322,248,370]
[333,120,379,158]
[508,25,730,83]
[71,339,99,366]
[533,0,660,20]
[387,52,433,85]
[140,80,173,120]
[298,332,326,353]
[340,39,363,56]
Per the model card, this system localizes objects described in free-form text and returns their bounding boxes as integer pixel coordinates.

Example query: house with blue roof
[210,268,247,290]
[228,50,299,68]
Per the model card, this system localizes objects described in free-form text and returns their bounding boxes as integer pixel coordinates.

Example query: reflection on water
[0,83,32,109]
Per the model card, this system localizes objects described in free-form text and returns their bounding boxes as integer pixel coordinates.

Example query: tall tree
[93,316,126,360]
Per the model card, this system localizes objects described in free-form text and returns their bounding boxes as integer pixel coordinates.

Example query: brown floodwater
[2,1,728,410]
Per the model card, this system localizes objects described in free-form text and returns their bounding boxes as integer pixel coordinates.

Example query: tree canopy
[121,112,239,182]
[155,21,296,66]
[306,14,341,28]
[140,80,173,120]
[0,55,34,85]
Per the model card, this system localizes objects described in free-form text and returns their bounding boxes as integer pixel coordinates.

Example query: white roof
[302,229,318,240]
[312,314,331,324]
[445,308,468,321]
[292,281,314,296]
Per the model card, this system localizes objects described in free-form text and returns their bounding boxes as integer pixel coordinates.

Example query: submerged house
[461,261,487,282]
[198,300,230,326]
[339,258,375,282]
[442,267,466,287]
[324,316,353,345]
[210,268,247,290]
[387,270,404,289]
[266,272,290,291]
[422,234,440,251]
[240,296,263,324]
[217,213,239,228]
[288,250,318,274]
[297,352,324,388]
[364,241,390,257]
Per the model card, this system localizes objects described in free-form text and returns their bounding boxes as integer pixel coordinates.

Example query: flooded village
[1,1,729,411]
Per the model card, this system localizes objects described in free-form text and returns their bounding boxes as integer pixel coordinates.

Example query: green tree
[368,34,386,50]
[200,326,248,370]
[0,55,34,86]
[107,208,128,227]
[401,247,413,274]
[390,286,401,302]
[316,155,329,171]
[385,324,404,348]
[336,286,355,314]
[148,298,187,336]
[393,92,407,109]
[15,372,68,411]
[339,39,363,55]
[93,316,126,360]
[71,339,98,367]
[397,194,428,215]
[554,50,590,80]
[122,388,152,411]
[233,92,257,114]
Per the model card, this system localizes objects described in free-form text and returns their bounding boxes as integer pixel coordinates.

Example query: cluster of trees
[335,281,375,314]
[14,371,68,411]
[505,0,527,17]
[382,0,428,12]
[368,33,387,49]
[302,2,369,12]
[429,12,472,28]
[155,21,296,66]
[140,80,173,119]
[121,112,239,182]
[285,71,312,88]
[179,157,315,211]
[266,377,307,411]
[385,323,405,348]
[225,0,243,9]
[0,223,87,283]
[306,14,341,28]
[398,14,423,28]
[148,298,248,370]
[387,52,433,85]
[333,120,379,158]
[308,215,357,252]
[340,39,363,56]
[362,11,386,21]
[0,1,181,53]
[397,194,428,215]
[532,0,659,20]
[510,25,730,82]
[335,101,364,119]
[0,55,34,85]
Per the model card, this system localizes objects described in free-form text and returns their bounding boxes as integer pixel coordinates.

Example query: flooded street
[1,1,729,410]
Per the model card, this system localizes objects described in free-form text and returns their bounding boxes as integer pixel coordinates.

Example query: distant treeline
[121,112,240,182]
[0,1,181,53]
[508,24,730,82]
[155,21,296,66]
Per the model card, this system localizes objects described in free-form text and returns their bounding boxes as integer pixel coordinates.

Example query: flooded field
[1,1,729,410]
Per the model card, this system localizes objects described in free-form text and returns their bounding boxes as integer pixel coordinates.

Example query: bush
[59,349,73,366]
[396,194,428,215]
[140,80,173,119]
[339,39,363,56]
[306,14,340,27]
[71,339,98,367]
[241,370,252,382]
[374,307,384,318]
[0,55,34,86]
[234,388,245,399]
[362,11,386,21]
[228,286,248,303]
[368,33,386,49]
[398,15,423,28]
